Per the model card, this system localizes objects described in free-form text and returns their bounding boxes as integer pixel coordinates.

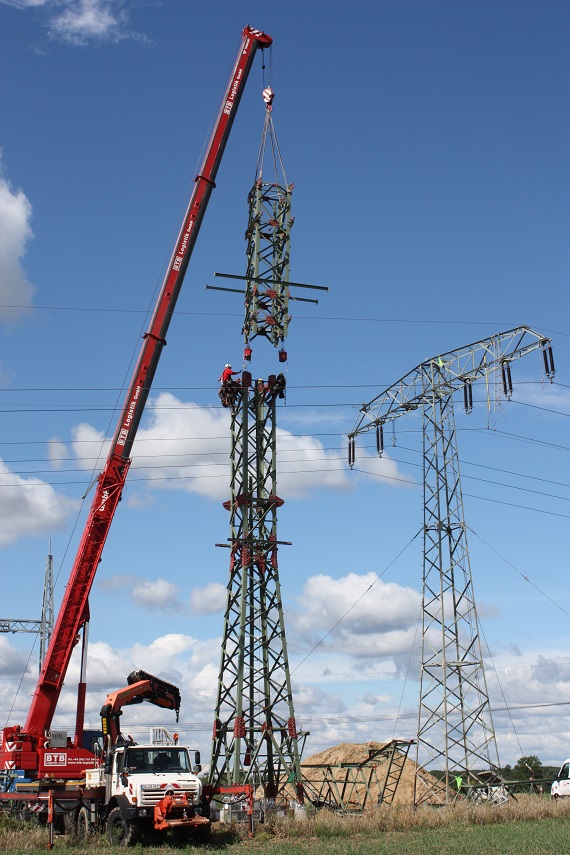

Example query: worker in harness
[218,363,241,409]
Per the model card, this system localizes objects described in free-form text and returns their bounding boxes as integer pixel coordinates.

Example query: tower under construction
[208,85,325,800]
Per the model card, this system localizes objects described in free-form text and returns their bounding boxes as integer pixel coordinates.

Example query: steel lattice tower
[242,178,293,351]
[208,89,320,802]
[0,543,54,673]
[414,370,499,804]
[39,545,54,670]
[349,327,555,805]
[209,372,303,799]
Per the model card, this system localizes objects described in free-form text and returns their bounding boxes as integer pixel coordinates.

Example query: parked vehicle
[551,759,570,798]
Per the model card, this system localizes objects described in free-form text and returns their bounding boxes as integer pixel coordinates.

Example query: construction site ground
[2,795,570,854]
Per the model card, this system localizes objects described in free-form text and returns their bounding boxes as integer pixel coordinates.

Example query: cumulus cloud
[486,649,570,763]
[68,393,411,502]
[0,166,35,322]
[99,575,186,613]
[292,572,422,662]
[0,636,31,675]
[2,0,148,46]
[190,582,227,615]
[0,458,76,545]
[132,578,183,612]
[3,619,569,765]
[47,437,69,470]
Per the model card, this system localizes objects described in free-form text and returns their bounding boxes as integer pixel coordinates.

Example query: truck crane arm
[100,671,182,746]
[1,26,272,762]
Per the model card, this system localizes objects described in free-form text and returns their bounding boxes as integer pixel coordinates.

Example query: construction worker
[219,363,240,384]
[218,364,241,410]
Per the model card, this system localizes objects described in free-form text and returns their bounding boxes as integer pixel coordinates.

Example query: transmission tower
[0,544,54,673]
[207,86,325,801]
[349,327,555,805]
[210,371,305,799]
[39,547,54,668]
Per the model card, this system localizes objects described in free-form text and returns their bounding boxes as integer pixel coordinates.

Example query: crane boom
[100,671,182,747]
[19,26,272,745]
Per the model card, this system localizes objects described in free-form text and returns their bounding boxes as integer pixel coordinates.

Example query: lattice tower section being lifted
[208,85,324,802]
[348,327,555,806]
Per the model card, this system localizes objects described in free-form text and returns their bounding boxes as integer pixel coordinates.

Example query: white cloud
[68,393,412,502]
[0,166,35,323]
[47,437,69,470]
[99,574,186,613]
[0,637,31,675]
[0,458,76,545]
[1,0,148,46]
[50,0,124,45]
[3,624,569,766]
[190,582,227,615]
[515,379,570,412]
[132,578,183,612]
[292,572,422,660]
[128,634,198,679]
[125,491,155,509]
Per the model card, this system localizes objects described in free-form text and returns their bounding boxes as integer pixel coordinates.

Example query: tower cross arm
[350,325,552,437]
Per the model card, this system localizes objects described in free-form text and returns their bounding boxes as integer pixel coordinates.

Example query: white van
[551,759,570,798]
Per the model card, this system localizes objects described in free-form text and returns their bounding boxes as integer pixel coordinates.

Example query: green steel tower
[210,371,303,800]
[208,87,324,802]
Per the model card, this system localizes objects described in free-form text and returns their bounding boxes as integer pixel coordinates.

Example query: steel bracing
[349,327,554,805]
[301,741,414,811]
[209,372,303,800]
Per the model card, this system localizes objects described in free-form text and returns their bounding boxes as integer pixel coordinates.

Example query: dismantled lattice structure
[300,741,414,811]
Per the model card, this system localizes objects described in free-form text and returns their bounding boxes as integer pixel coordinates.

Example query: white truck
[85,738,209,844]
[4,673,211,845]
[3,673,254,845]
[551,759,570,799]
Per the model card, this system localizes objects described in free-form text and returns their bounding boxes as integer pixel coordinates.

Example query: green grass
[3,798,570,854]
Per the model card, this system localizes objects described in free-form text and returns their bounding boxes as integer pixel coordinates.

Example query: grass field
[2,796,570,854]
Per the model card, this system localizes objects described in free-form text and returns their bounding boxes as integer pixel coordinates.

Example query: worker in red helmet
[219,363,240,384]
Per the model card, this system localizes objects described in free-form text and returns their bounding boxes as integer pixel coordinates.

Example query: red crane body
[1,25,272,780]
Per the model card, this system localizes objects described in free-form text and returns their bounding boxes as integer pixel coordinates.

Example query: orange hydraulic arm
[100,670,181,746]
[16,26,272,747]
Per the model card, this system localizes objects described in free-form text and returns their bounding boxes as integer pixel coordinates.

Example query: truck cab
[107,744,204,815]
[551,759,570,798]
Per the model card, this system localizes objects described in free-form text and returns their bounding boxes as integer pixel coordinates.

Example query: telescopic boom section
[23,26,272,740]
[100,671,182,746]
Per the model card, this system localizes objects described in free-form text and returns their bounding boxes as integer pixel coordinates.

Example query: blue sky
[1,0,569,769]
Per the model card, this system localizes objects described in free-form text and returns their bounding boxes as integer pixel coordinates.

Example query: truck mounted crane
[0,25,272,785]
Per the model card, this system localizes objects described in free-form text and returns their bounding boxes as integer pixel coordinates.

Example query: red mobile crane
[0,25,272,782]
